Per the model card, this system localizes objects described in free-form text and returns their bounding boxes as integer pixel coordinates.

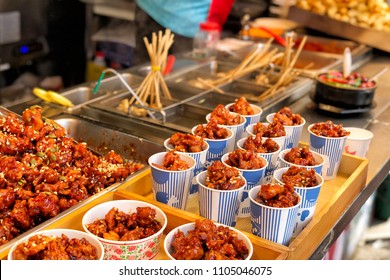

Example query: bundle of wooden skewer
[195,35,308,101]
[127,29,174,117]
[196,38,282,93]
[254,34,308,101]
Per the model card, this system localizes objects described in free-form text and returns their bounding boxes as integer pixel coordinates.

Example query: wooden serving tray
[0,190,288,260]
[117,146,368,260]
[1,147,367,260]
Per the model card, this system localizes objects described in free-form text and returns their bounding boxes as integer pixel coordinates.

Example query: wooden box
[1,190,288,260]
[1,150,367,260]
[117,149,368,260]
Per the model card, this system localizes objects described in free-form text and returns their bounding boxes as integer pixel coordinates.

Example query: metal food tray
[127,58,201,78]
[88,80,205,123]
[222,77,313,112]
[89,94,212,133]
[0,111,163,256]
[287,6,390,53]
[86,59,313,132]
[6,73,144,117]
[168,60,238,90]
[214,35,372,78]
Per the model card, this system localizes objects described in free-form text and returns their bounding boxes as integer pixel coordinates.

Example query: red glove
[207,0,235,30]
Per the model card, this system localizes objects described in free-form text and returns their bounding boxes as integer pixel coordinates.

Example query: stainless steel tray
[6,73,144,116]
[89,95,212,133]
[88,81,204,120]
[287,6,390,53]
[0,111,163,256]
[168,60,238,90]
[187,91,243,110]
[53,114,163,162]
[127,58,200,77]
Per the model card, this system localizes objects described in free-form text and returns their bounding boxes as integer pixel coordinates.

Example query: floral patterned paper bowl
[82,200,167,260]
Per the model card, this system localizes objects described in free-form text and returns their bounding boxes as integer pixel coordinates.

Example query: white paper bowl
[8,228,104,260]
[164,221,253,260]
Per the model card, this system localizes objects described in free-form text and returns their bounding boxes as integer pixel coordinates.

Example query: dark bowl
[311,73,377,109]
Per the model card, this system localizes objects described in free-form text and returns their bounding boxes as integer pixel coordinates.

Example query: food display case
[2,16,389,259]
[0,108,164,258]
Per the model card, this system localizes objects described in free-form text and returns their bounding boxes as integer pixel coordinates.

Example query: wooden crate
[1,149,367,260]
[1,190,288,260]
[117,149,368,260]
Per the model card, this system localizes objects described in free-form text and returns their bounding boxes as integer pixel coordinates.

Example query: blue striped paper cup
[237,136,282,184]
[164,138,209,197]
[308,124,348,180]
[246,123,287,151]
[249,185,301,246]
[266,113,306,149]
[196,170,246,227]
[225,103,263,136]
[191,124,234,166]
[273,167,324,237]
[278,148,325,175]
[148,152,196,210]
[206,113,246,150]
[221,152,268,218]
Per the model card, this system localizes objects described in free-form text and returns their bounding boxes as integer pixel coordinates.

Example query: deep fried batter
[310,120,350,137]
[209,104,242,125]
[205,161,245,190]
[227,97,255,115]
[255,183,299,208]
[171,219,249,260]
[283,147,316,166]
[224,149,265,170]
[12,233,99,260]
[86,206,162,241]
[168,132,206,153]
[0,106,144,245]
[193,120,229,140]
[152,151,190,171]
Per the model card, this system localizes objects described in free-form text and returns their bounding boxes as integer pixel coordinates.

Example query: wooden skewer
[127,29,174,113]
[197,78,225,94]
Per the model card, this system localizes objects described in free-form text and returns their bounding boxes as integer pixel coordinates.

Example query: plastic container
[193,21,221,60]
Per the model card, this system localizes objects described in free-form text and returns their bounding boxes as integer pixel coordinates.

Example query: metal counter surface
[286,55,390,259]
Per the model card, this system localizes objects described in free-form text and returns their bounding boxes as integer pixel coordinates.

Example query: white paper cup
[246,122,287,150]
[206,112,246,150]
[343,127,373,158]
[164,138,209,196]
[237,136,281,184]
[266,113,306,149]
[273,167,324,237]
[221,152,268,217]
[226,103,263,136]
[196,170,246,227]
[164,221,253,260]
[308,124,348,180]
[149,152,196,210]
[278,148,325,175]
[191,124,234,166]
[249,185,301,245]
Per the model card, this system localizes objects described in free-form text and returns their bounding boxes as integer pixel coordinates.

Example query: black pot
[311,74,377,109]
